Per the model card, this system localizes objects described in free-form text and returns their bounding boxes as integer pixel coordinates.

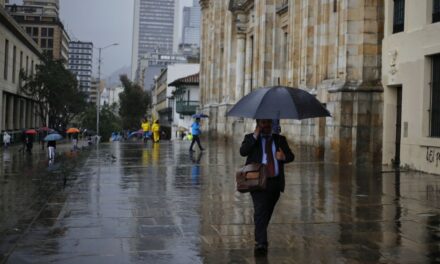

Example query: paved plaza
[0,140,439,263]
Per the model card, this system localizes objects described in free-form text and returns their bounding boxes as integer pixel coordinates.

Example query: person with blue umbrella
[44,133,63,160]
[189,118,204,152]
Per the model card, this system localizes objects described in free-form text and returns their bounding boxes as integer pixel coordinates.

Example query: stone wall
[199,0,384,165]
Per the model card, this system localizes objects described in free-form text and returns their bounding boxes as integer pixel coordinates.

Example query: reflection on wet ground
[1,140,439,263]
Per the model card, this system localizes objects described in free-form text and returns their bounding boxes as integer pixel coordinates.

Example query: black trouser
[250,177,281,246]
[190,135,203,150]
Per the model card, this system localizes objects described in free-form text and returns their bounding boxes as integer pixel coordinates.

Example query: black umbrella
[226,86,331,119]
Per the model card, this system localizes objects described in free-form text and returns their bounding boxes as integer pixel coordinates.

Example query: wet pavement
[0,140,439,263]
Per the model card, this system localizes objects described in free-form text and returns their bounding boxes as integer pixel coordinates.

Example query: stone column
[235,13,247,101]
[235,34,246,101]
[244,35,253,95]
[8,97,14,130]
[21,99,27,129]
[1,94,5,131]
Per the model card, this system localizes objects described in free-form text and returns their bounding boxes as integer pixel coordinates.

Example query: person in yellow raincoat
[141,119,151,142]
[152,120,160,143]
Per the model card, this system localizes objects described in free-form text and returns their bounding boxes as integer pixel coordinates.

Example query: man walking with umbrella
[228,86,331,256]
[240,119,294,255]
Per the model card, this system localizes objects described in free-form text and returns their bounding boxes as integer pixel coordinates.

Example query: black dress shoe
[254,244,268,256]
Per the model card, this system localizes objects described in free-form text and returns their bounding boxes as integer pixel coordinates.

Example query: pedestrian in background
[72,133,79,151]
[3,131,11,149]
[239,119,294,256]
[189,118,204,152]
[152,120,160,143]
[25,135,34,154]
[141,118,151,143]
[47,140,56,160]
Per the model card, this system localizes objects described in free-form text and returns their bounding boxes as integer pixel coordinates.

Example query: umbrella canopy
[227,86,331,119]
[66,128,80,134]
[128,130,143,138]
[25,129,38,135]
[44,133,63,142]
[178,127,188,132]
[192,113,209,119]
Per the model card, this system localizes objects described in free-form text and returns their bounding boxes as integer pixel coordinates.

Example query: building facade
[23,0,59,16]
[0,6,42,134]
[68,41,93,101]
[382,0,440,174]
[152,64,200,139]
[131,0,175,81]
[199,0,384,165]
[138,51,187,91]
[169,72,200,139]
[5,1,69,62]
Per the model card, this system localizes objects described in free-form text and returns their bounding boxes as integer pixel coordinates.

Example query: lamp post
[96,43,118,143]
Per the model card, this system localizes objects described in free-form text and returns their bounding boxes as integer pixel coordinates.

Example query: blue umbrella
[128,130,143,138]
[192,113,209,119]
[44,133,63,141]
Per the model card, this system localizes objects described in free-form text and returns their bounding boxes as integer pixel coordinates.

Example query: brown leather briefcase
[236,163,268,193]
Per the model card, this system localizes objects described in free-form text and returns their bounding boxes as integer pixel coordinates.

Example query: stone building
[0,6,42,134]
[382,0,440,174]
[199,0,384,164]
[5,2,70,62]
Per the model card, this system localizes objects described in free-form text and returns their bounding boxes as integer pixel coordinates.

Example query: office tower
[131,0,175,81]
[68,41,93,101]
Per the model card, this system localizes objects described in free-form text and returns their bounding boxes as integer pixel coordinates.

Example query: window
[431,55,440,137]
[31,60,34,75]
[4,39,9,80]
[434,0,440,23]
[41,39,47,48]
[393,0,405,33]
[48,28,54,37]
[26,56,29,74]
[41,28,48,37]
[32,27,39,37]
[12,46,16,83]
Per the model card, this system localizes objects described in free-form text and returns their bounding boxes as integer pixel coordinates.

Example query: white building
[382,0,440,174]
[152,63,199,139]
[101,85,123,107]
[169,72,199,139]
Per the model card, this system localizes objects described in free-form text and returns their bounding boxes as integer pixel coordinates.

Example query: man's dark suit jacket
[240,133,295,192]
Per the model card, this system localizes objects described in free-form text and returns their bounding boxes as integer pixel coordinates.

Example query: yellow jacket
[152,123,160,133]
[141,122,150,132]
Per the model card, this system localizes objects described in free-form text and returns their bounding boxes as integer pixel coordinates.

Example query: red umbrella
[25,129,38,135]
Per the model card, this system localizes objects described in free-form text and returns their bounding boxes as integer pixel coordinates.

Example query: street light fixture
[96,43,118,143]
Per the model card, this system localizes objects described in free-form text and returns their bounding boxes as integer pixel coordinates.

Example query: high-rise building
[68,41,93,101]
[131,0,175,81]
[5,0,69,62]
[181,0,200,46]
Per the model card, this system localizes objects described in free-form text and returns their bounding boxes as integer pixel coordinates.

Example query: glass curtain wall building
[131,0,175,81]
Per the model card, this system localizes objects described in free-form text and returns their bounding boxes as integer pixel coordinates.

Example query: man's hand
[276,148,286,161]
[253,125,261,139]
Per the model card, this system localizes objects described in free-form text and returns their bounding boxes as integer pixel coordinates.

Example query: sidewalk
[0,140,439,263]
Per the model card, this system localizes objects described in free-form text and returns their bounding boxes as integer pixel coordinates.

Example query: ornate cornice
[199,0,209,10]
[229,0,254,12]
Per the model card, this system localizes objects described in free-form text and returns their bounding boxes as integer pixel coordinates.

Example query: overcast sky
[60,0,134,78]
[8,0,194,79]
